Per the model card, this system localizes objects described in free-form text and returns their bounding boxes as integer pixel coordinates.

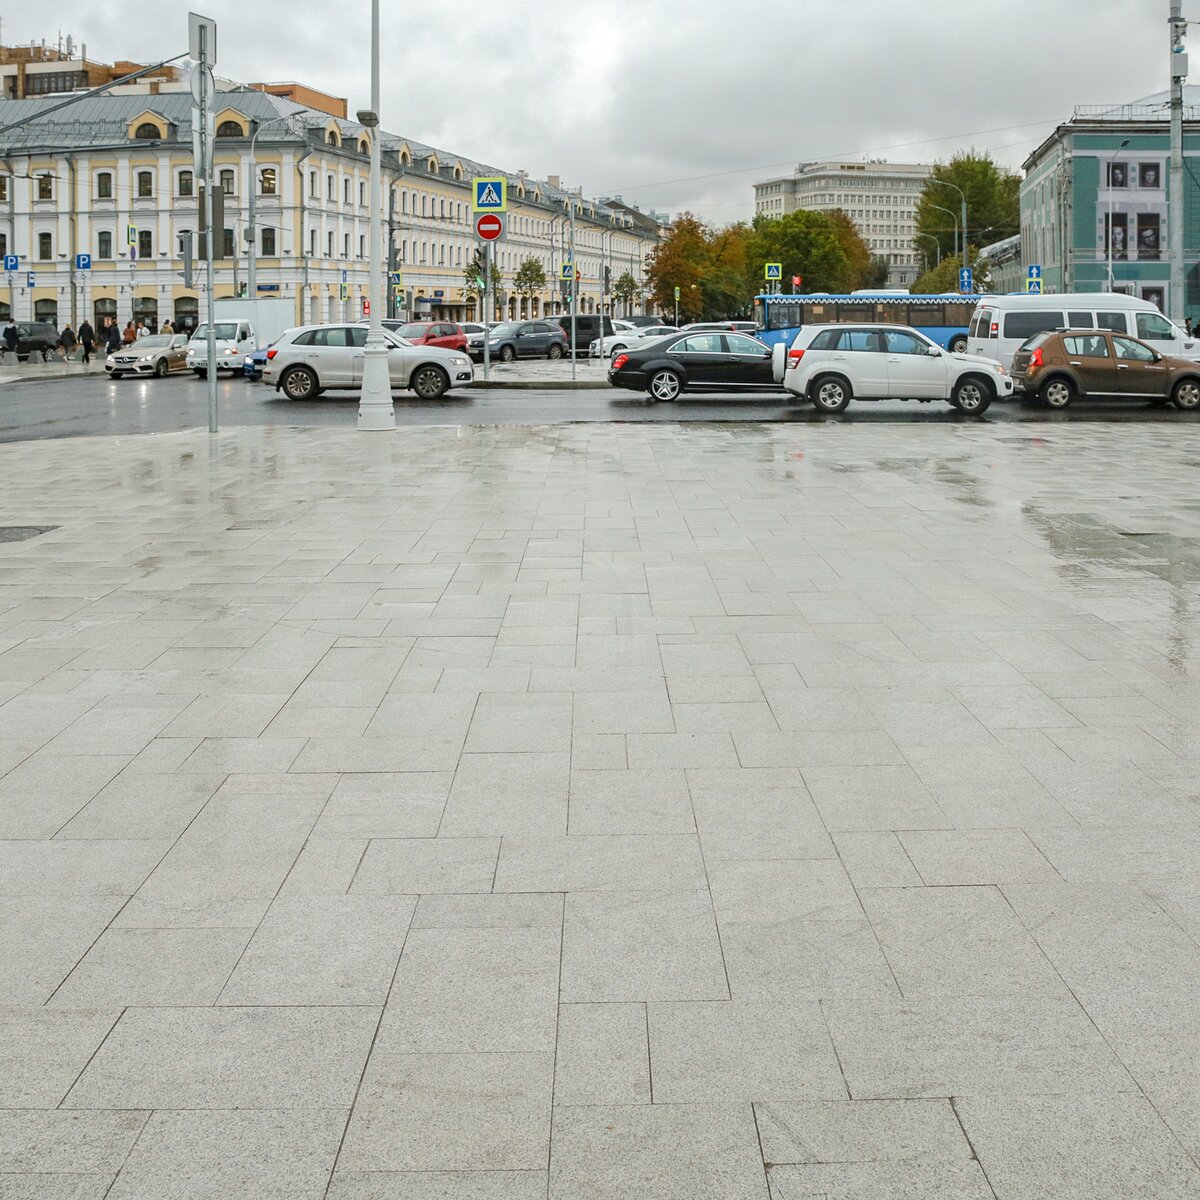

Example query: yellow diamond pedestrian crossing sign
[473,176,507,213]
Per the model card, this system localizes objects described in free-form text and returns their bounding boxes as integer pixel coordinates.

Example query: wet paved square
[1,420,1199,1197]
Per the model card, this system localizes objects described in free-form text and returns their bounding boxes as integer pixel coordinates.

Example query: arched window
[134,122,160,140]
[216,120,245,138]
[326,129,340,146]
[399,149,411,166]
[453,165,463,181]
[358,138,369,154]
[427,157,437,173]
[136,170,153,198]
[259,167,276,196]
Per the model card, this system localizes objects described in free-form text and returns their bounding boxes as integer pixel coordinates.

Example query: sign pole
[483,241,491,383]
[198,21,218,433]
[569,191,577,382]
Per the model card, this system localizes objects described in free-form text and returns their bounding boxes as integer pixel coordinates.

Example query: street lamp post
[930,178,968,284]
[1106,137,1132,291]
[913,232,941,269]
[928,203,960,269]
[247,115,296,300]
[356,0,394,432]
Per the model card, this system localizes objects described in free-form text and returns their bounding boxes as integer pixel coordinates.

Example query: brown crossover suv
[1011,329,1200,409]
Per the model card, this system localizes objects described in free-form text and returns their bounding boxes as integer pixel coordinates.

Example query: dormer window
[326,129,341,147]
[216,120,245,138]
[134,122,161,140]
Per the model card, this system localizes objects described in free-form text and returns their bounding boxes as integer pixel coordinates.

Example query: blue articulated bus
[754,293,982,352]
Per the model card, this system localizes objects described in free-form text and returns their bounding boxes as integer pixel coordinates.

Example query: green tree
[463,247,502,304]
[748,210,854,294]
[827,209,871,288]
[863,255,891,288]
[512,256,547,309]
[646,213,712,322]
[915,153,1020,262]
[911,246,991,295]
[612,270,642,315]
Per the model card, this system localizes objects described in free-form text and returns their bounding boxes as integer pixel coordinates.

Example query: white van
[966,292,1198,371]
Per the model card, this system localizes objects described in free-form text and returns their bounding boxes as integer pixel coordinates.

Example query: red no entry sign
[475,213,505,242]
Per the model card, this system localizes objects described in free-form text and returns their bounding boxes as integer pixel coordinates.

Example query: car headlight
[186,348,195,356]
[451,356,469,367]
[996,365,1007,375]
[244,356,253,365]
[222,347,235,356]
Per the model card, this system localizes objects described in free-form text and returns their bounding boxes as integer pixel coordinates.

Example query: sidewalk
[0,358,105,385]
[1,419,1199,1198]
[469,354,611,388]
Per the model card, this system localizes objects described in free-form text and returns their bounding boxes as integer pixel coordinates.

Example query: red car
[392,321,468,352]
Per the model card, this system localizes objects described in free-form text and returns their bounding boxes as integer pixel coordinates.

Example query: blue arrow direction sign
[959,267,974,294]
[2,255,17,272]
[1027,264,1042,280]
[75,253,92,271]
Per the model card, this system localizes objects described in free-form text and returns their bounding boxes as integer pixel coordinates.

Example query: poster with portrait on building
[1104,212,1129,260]
[1140,162,1162,190]
[1137,214,1161,260]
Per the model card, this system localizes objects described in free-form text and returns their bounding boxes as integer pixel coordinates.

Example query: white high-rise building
[753,160,933,288]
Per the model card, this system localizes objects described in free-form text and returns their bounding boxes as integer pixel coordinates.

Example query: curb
[467,381,610,391]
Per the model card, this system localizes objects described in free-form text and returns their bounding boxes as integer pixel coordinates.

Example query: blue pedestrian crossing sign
[473,176,507,213]
[2,254,17,272]
[764,262,782,281]
[1026,264,1043,294]
[560,262,573,281]
[959,267,974,294]
[75,253,91,271]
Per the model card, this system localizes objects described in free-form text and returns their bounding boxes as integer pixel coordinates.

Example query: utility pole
[569,189,577,381]
[189,13,219,434]
[1170,0,1187,320]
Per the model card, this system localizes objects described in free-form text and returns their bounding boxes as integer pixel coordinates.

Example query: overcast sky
[8,0,1197,222]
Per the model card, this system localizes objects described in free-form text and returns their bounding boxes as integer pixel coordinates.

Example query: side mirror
[926,345,941,356]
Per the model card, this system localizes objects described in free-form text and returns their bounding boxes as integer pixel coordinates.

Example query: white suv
[772,323,1012,415]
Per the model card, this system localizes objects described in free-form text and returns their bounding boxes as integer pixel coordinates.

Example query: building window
[401,191,408,215]
[219,169,235,194]
[96,171,113,199]
[359,234,366,258]
[222,228,235,257]
[178,170,193,197]
[138,230,153,258]
[360,181,367,206]
[1108,161,1129,188]
[344,233,350,258]
[37,174,53,200]
[0,233,6,258]
[262,227,276,256]
[327,230,334,257]
[136,170,153,198]
[421,195,427,218]
[216,120,245,138]
[344,178,351,204]
[260,167,277,195]
[134,122,161,140]
[327,174,335,200]
[38,232,52,260]
[309,170,317,197]
[326,129,340,146]
[0,176,7,201]
[98,230,113,259]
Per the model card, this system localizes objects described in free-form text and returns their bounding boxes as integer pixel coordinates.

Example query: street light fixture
[929,178,968,285]
[356,0,394,432]
[247,114,298,299]
[1106,137,1131,292]
[912,232,941,269]
[927,203,960,264]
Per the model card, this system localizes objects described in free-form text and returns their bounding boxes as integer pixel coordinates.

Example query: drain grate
[0,526,58,543]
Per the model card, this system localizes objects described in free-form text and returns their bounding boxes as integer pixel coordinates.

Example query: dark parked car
[1011,329,1200,409]
[468,320,568,362]
[543,314,614,354]
[608,330,781,401]
[5,321,59,362]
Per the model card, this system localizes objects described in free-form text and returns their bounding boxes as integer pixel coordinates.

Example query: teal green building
[1021,91,1200,317]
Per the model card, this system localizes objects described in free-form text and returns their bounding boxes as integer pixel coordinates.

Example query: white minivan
[966,292,1199,371]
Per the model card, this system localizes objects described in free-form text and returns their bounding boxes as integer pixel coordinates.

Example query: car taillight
[612,354,629,371]
[786,348,805,369]
[1030,347,1043,370]
[266,349,277,360]
[990,323,999,336]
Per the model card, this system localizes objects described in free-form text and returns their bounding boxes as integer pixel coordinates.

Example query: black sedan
[607,331,781,401]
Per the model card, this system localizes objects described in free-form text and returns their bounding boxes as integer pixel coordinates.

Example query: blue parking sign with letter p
[75,253,91,271]
[2,255,17,272]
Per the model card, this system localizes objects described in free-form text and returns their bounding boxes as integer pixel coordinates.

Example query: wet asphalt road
[3,372,1200,442]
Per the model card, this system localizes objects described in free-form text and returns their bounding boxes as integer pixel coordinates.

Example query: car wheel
[281,365,319,401]
[547,344,563,360]
[609,344,627,357]
[1041,377,1074,409]
[110,372,123,380]
[499,345,515,363]
[952,375,992,415]
[811,374,852,413]
[648,369,682,401]
[412,365,449,399]
[194,369,207,379]
[153,358,168,378]
[949,335,968,354]
[1172,378,1200,409]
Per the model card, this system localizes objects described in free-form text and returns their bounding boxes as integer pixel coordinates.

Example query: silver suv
[263,323,473,400]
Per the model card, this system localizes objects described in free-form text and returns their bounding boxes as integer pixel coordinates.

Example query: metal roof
[0,88,637,226]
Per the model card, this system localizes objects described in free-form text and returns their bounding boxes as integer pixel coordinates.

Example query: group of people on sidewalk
[0,316,175,365]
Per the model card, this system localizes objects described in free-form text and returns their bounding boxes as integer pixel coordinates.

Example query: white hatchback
[772,323,1012,415]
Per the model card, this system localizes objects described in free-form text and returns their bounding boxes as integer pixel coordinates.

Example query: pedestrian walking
[78,319,95,365]
[160,319,174,335]
[122,321,136,346]
[2,319,18,364]
[106,321,122,356]
[60,324,77,362]
[135,320,148,340]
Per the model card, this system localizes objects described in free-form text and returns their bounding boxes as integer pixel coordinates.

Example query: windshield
[136,336,171,349]
[396,323,428,338]
[192,323,238,341]
[383,333,414,348]
[490,323,519,337]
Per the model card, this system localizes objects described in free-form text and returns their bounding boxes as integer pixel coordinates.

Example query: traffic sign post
[1026,264,1043,294]
[764,262,783,283]
[674,285,681,326]
[474,213,505,243]
[472,176,507,213]
[959,267,974,294]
